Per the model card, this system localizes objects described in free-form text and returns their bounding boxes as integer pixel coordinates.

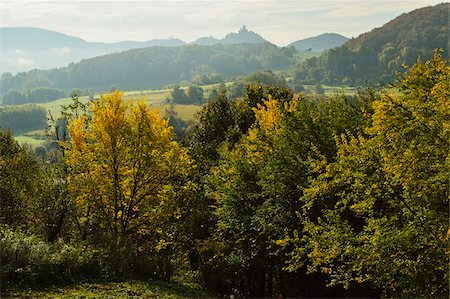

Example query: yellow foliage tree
[64,91,193,254]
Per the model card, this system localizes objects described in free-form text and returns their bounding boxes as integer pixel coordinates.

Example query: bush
[0,226,109,288]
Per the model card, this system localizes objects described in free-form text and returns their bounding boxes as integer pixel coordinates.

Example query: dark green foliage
[170,85,189,103]
[202,88,374,297]
[170,85,205,104]
[0,105,48,134]
[186,85,205,104]
[245,69,286,86]
[188,91,235,170]
[191,72,224,85]
[164,103,189,138]
[2,90,27,105]
[2,87,66,105]
[0,130,70,241]
[0,130,40,226]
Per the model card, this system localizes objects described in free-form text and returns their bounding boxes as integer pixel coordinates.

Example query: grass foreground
[2,279,213,299]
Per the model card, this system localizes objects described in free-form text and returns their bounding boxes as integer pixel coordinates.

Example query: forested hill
[0,43,297,94]
[289,33,349,51]
[0,26,267,74]
[294,3,449,85]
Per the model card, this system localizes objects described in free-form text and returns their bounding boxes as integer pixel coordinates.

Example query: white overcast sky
[0,0,445,45]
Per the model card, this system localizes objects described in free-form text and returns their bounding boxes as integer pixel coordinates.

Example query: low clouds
[51,47,73,55]
[1,0,444,46]
[16,57,35,66]
[0,56,35,73]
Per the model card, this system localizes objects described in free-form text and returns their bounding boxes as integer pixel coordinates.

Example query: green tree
[170,84,189,104]
[0,130,39,226]
[186,85,204,104]
[295,51,449,297]
[163,103,188,139]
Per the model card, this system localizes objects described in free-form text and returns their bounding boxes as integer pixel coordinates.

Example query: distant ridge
[221,25,269,44]
[1,26,272,73]
[191,26,270,45]
[0,27,87,51]
[0,27,186,51]
[289,33,349,51]
[0,27,186,73]
[191,36,220,46]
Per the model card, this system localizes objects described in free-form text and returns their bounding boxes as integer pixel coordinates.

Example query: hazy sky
[1,0,445,45]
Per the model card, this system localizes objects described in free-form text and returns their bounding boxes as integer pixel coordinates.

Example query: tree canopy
[64,91,194,273]
[1,51,448,297]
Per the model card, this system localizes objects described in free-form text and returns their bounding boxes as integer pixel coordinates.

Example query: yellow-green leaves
[65,91,193,252]
[298,52,449,297]
[369,51,449,208]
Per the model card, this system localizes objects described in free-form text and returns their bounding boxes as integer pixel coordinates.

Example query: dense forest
[293,3,449,85]
[0,42,297,97]
[1,51,448,298]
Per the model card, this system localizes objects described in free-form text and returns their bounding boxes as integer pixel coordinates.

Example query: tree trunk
[259,268,266,298]
[188,247,199,270]
[267,267,273,298]
[47,206,67,242]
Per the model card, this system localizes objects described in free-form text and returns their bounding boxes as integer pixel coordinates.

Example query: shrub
[0,226,109,288]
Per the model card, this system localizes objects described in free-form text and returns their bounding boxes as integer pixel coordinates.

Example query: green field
[14,135,48,148]
[13,87,207,147]
[13,83,356,148]
[37,86,217,120]
[2,280,212,299]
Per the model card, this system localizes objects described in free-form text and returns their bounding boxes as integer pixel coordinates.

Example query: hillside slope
[294,3,449,85]
[0,43,297,95]
[1,26,270,74]
[191,26,269,45]
[289,33,348,51]
[0,27,186,74]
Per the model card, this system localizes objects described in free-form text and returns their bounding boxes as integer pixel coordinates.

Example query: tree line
[0,43,298,96]
[0,105,47,134]
[0,52,448,298]
[1,87,66,105]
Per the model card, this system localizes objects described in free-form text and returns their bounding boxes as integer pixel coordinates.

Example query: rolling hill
[0,42,298,96]
[289,33,349,51]
[294,3,449,85]
[191,25,269,45]
[0,27,186,74]
[1,26,270,74]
